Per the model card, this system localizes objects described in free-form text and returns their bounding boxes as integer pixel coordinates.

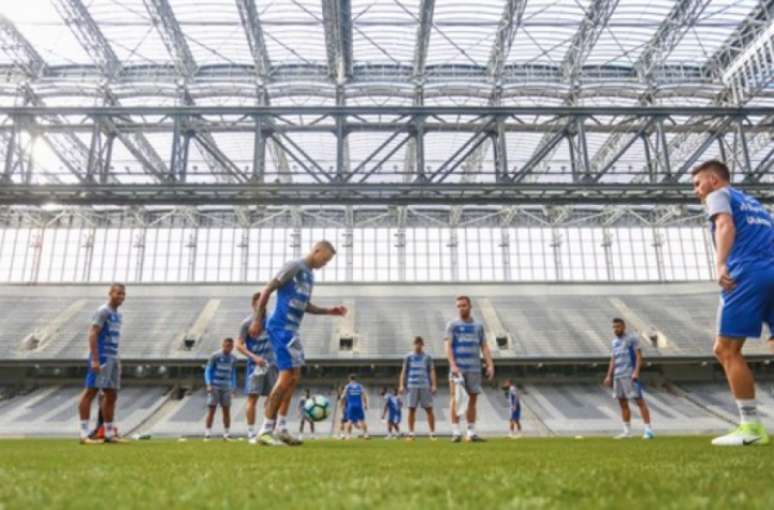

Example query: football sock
[736,399,758,425]
[223,428,230,438]
[466,423,476,437]
[79,420,89,439]
[105,422,115,438]
[204,428,211,438]
[277,415,288,432]
[247,426,256,438]
[259,419,275,435]
[452,424,461,436]
[622,422,631,434]
[644,423,653,433]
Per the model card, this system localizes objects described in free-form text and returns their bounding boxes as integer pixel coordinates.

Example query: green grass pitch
[1,437,772,509]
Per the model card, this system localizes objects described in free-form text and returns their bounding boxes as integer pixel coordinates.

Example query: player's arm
[398,358,407,394]
[430,359,437,394]
[248,279,281,337]
[444,337,458,376]
[382,400,388,419]
[87,324,101,373]
[713,212,736,291]
[633,349,643,380]
[236,325,265,366]
[481,341,495,380]
[362,391,368,410]
[305,302,347,316]
[204,357,214,392]
[604,355,614,386]
[230,364,237,394]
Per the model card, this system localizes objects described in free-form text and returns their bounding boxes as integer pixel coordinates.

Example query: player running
[77,283,127,445]
[298,389,315,439]
[249,241,346,446]
[236,292,277,445]
[603,318,654,440]
[445,296,494,443]
[343,374,369,439]
[692,160,773,446]
[204,337,238,441]
[399,336,437,440]
[504,379,522,439]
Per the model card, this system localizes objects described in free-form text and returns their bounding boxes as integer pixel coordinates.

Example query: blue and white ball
[303,395,331,422]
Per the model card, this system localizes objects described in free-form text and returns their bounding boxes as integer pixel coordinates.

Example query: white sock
[204,428,211,437]
[247,426,256,438]
[737,399,758,424]
[223,428,230,438]
[466,423,476,437]
[644,423,653,433]
[623,422,631,434]
[452,423,460,436]
[79,420,90,438]
[105,422,114,438]
[277,415,288,432]
[259,419,275,435]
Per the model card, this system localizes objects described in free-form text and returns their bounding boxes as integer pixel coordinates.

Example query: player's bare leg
[204,406,216,441]
[274,369,302,445]
[407,408,416,439]
[615,398,631,438]
[246,395,259,443]
[712,336,769,446]
[425,407,436,440]
[257,370,296,446]
[222,406,232,440]
[634,398,653,439]
[101,389,125,443]
[464,394,483,442]
[78,388,101,444]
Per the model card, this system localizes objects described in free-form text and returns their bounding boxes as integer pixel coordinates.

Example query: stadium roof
[0,0,773,216]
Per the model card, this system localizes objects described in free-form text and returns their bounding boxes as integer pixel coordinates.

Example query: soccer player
[399,336,437,440]
[503,380,522,439]
[236,292,276,445]
[381,387,401,439]
[445,296,494,443]
[249,241,346,446]
[298,388,315,439]
[204,337,238,441]
[77,283,126,444]
[691,159,773,446]
[603,318,654,440]
[343,374,369,439]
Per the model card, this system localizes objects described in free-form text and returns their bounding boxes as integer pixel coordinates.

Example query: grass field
[0,437,772,510]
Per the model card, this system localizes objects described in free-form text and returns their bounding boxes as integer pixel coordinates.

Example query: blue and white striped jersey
[403,352,433,389]
[92,304,122,363]
[445,318,485,373]
[266,259,314,334]
[204,350,237,390]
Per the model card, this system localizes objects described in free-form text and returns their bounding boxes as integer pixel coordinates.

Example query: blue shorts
[268,328,305,371]
[347,405,365,423]
[511,405,521,422]
[340,408,349,423]
[717,263,774,339]
[388,411,400,424]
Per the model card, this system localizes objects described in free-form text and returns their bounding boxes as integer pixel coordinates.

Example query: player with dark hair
[604,318,653,439]
[343,374,369,439]
[298,388,315,439]
[204,337,238,441]
[503,379,522,439]
[399,336,437,441]
[691,160,772,446]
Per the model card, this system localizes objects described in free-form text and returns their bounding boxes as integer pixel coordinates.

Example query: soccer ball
[303,395,331,422]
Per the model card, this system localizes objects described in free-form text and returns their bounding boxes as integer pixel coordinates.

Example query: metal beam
[321,0,353,83]
[1,182,771,207]
[235,0,272,82]
[561,0,620,83]
[487,0,527,80]
[143,0,197,79]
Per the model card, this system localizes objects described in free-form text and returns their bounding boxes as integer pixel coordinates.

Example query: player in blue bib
[381,387,402,439]
[503,379,522,439]
[204,337,238,441]
[249,240,346,446]
[343,374,370,439]
[692,160,772,447]
[236,292,277,444]
[77,283,126,444]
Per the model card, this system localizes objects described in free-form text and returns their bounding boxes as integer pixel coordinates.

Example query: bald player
[692,159,773,446]
[249,241,347,446]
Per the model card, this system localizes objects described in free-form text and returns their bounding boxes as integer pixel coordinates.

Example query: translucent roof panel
[507,0,586,66]
[85,0,172,67]
[425,1,504,67]
[351,0,420,66]
[3,0,92,66]
[259,0,328,67]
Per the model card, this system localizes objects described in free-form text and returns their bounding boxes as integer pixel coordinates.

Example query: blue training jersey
[239,316,275,373]
[344,382,364,408]
[91,304,122,363]
[705,186,774,273]
[204,350,237,390]
[403,352,433,389]
[445,318,486,373]
[508,385,520,411]
[266,259,314,334]
[611,333,639,379]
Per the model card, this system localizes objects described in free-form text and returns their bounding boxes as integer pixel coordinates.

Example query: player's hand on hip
[716,264,736,292]
[450,363,460,377]
[90,359,101,373]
